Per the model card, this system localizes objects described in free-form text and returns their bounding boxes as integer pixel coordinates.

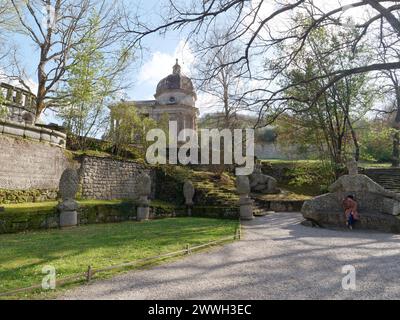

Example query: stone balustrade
[0,82,36,122]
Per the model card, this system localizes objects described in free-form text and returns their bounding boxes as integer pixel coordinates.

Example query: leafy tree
[57,12,131,150]
[359,120,394,163]
[278,24,374,173]
[110,104,169,159]
[9,0,128,119]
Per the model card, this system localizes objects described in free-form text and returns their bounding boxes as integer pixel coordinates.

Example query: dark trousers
[348,213,355,227]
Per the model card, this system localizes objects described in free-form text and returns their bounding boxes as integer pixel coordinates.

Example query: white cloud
[138,40,194,89]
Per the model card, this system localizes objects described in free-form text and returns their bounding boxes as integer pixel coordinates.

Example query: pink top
[343,198,360,220]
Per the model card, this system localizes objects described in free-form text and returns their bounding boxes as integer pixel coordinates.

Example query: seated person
[342,195,360,230]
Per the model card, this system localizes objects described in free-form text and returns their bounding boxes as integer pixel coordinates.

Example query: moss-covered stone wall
[0,189,58,204]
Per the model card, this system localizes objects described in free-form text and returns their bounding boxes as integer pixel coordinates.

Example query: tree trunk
[347,118,360,162]
[392,130,400,167]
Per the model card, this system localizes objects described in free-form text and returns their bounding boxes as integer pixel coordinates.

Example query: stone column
[137,173,152,221]
[58,168,80,228]
[236,176,254,221]
[183,180,195,216]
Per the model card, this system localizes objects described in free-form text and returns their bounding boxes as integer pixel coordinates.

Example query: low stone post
[58,168,80,228]
[236,176,254,221]
[137,173,152,221]
[183,180,195,216]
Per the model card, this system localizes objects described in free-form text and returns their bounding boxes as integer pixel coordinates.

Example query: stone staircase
[363,168,400,193]
[191,172,239,207]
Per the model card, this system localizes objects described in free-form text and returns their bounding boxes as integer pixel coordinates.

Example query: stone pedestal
[236,176,254,221]
[184,180,195,217]
[136,173,152,222]
[58,199,79,228]
[240,196,254,221]
[60,211,78,228]
[187,205,193,217]
[137,206,150,221]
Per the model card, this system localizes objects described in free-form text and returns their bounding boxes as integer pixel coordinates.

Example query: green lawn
[0,217,238,298]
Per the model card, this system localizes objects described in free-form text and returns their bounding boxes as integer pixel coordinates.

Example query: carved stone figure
[346,158,359,176]
[137,172,151,221]
[249,161,280,194]
[183,180,195,206]
[183,180,195,216]
[302,159,400,233]
[236,176,254,221]
[58,168,80,228]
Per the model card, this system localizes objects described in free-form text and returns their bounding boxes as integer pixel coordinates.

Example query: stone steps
[364,168,400,193]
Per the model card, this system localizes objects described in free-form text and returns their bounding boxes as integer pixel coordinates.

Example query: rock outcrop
[302,160,400,233]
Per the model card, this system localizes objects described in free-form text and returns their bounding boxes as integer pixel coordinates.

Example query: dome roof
[155,60,196,99]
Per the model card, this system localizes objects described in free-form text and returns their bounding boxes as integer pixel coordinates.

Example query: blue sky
[3,0,200,123]
[2,0,370,124]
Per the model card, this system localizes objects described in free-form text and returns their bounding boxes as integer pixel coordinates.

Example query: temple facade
[110,60,199,133]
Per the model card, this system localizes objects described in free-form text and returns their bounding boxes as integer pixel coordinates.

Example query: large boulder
[302,163,400,233]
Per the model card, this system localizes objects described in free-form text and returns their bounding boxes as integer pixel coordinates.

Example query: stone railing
[0,118,67,148]
[0,82,36,122]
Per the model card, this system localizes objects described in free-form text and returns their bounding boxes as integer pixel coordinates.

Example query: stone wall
[0,118,67,148]
[80,156,154,200]
[0,134,70,194]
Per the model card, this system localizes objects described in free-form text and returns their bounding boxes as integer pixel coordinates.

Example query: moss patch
[0,189,58,205]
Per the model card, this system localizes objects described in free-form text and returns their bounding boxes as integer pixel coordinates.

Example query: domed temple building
[109,60,199,133]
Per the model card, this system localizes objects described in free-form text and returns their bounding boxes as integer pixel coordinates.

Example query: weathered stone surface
[58,169,79,228]
[22,112,35,125]
[2,121,25,137]
[183,180,195,206]
[60,211,78,228]
[0,135,70,191]
[58,199,79,211]
[59,169,79,200]
[236,176,251,195]
[40,128,52,143]
[240,199,254,221]
[249,161,280,194]
[137,173,152,197]
[80,157,154,200]
[137,207,150,221]
[236,176,254,221]
[302,171,400,233]
[346,158,359,176]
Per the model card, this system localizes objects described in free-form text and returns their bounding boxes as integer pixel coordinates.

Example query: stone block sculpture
[236,176,254,221]
[137,172,152,221]
[302,159,400,233]
[249,160,280,194]
[183,180,195,216]
[58,168,80,228]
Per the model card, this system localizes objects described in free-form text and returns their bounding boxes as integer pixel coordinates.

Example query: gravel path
[60,213,400,300]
